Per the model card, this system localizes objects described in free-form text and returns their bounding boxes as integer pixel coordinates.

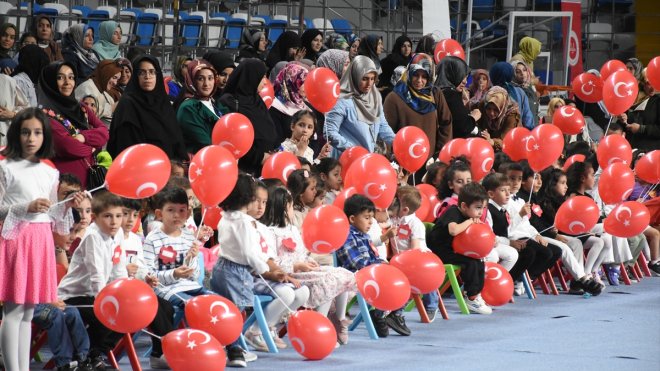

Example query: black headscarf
[12,44,50,85]
[203,50,235,73]
[357,34,382,72]
[379,35,412,89]
[266,31,301,69]
[108,54,186,160]
[435,56,469,90]
[37,61,89,129]
[300,29,323,62]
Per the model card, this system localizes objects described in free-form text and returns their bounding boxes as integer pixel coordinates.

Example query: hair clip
[390,162,400,171]
[303,170,310,178]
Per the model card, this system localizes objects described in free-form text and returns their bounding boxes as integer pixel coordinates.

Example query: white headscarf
[339,55,382,124]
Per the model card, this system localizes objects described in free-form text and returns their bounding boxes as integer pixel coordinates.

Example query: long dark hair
[262,186,293,228]
[539,168,567,208]
[1,108,54,160]
[566,160,593,195]
[439,156,471,198]
[220,173,257,211]
[287,169,313,211]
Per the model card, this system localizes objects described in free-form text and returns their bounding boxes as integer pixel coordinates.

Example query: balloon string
[195,208,208,240]
[639,183,658,202]
[140,328,163,340]
[604,116,613,136]
[536,225,555,234]
[157,282,189,303]
[258,274,295,313]
[67,305,95,308]
[527,173,536,204]
[50,183,106,208]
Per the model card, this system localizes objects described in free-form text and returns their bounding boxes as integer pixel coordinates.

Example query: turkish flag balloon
[452,223,495,259]
[261,151,301,185]
[562,154,586,172]
[571,72,603,103]
[287,310,337,360]
[634,150,660,184]
[105,144,170,199]
[42,159,56,169]
[304,67,340,113]
[258,78,275,109]
[502,127,531,161]
[603,70,638,115]
[647,56,660,91]
[163,329,226,371]
[392,126,431,173]
[185,295,242,346]
[189,145,238,206]
[202,205,222,230]
[526,124,564,172]
[482,262,514,307]
[416,184,441,222]
[339,146,369,179]
[415,190,431,222]
[555,196,600,235]
[434,39,465,63]
[598,163,635,204]
[604,201,651,238]
[211,113,254,159]
[464,137,494,182]
[94,278,158,333]
[600,59,627,80]
[390,250,445,295]
[552,106,585,135]
[438,138,467,164]
[356,264,411,311]
[596,134,632,168]
[302,205,350,254]
[344,153,397,209]
[333,187,357,211]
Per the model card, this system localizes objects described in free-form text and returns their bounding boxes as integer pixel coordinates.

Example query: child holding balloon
[436,156,472,219]
[280,110,331,164]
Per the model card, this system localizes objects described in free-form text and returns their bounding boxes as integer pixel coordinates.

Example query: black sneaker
[369,310,389,338]
[648,262,660,276]
[426,308,438,323]
[583,277,604,296]
[226,346,247,368]
[89,355,117,371]
[568,279,585,295]
[386,312,411,336]
[57,361,81,371]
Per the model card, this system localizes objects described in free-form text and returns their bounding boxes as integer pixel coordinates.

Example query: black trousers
[523,239,563,280]
[435,248,485,297]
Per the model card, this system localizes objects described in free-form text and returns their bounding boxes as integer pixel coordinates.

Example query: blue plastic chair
[266,19,287,47]
[181,14,203,47]
[224,17,246,49]
[241,295,279,353]
[330,18,353,38]
[86,10,110,42]
[332,253,378,339]
[134,12,160,47]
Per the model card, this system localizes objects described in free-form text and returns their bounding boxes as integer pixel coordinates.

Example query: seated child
[280,110,331,164]
[315,158,342,205]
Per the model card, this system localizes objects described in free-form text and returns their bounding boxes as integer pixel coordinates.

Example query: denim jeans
[32,304,90,367]
[422,291,439,311]
[166,287,216,309]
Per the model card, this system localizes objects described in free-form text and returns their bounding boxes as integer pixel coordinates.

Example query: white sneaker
[466,294,493,315]
[244,350,258,363]
[244,329,269,352]
[514,281,525,296]
[269,328,287,349]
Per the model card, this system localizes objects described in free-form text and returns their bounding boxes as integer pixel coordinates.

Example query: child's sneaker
[425,307,438,323]
[244,328,269,352]
[568,279,585,295]
[465,294,492,315]
[226,346,247,368]
[368,310,389,337]
[513,281,525,296]
[648,261,660,276]
[386,312,411,336]
[330,315,351,345]
[269,328,287,349]
[606,265,620,286]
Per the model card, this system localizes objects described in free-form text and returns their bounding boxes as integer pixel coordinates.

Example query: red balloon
[502,127,531,161]
[333,187,357,211]
[211,113,254,159]
[603,70,638,115]
[634,150,660,184]
[481,262,514,307]
[598,163,635,204]
[415,191,431,222]
[464,138,494,182]
[164,76,171,95]
[93,278,158,333]
[185,295,242,346]
[287,310,337,360]
[389,250,445,295]
[604,201,651,238]
[434,38,465,64]
[189,145,238,206]
[302,205,350,254]
[600,59,627,80]
[304,67,340,113]
[392,126,431,173]
[258,78,275,109]
[562,154,586,172]
[571,72,603,103]
[648,56,660,91]
[416,184,441,222]
[338,146,369,180]
[596,134,632,168]
[163,329,226,371]
[105,144,171,199]
[452,223,495,259]
[552,106,585,135]
[355,264,411,311]
[555,196,600,235]
[261,151,301,185]
[526,124,564,172]
[344,153,397,209]
[438,138,467,164]
[42,159,56,169]
[202,205,222,230]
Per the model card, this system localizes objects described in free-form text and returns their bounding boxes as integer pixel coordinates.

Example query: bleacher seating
[224,17,246,49]
[86,9,111,42]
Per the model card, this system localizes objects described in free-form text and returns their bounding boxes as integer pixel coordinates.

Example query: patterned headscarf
[316,49,349,79]
[480,86,519,131]
[393,60,436,114]
[468,69,490,106]
[273,62,309,115]
[182,59,217,100]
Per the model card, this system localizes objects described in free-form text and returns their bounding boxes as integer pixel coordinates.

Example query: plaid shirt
[336,225,385,272]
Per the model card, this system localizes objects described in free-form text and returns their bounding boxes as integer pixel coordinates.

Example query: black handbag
[85,157,107,191]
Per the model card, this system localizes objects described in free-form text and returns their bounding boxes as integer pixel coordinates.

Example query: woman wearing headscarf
[489,61,534,129]
[316,49,349,80]
[384,56,452,158]
[468,69,491,109]
[269,62,310,143]
[107,57,131,101]
[435,56,481,139]
[108,55,187,160]
[203,51,235,99]
[266,31,302,70]
[74,60,122,126]
[218,58,279,175]
[348,34,360,60]
[357,35,384,74]
[510,59,540,121]
[626,57,647,106]
[541,97,565,124]
[62,24,100,85]
[11,44,50,107]
[300,29,324,63]
[0,23,18,74]
[622,69,660,152]
[31,15,63,62]
[176,59,223,154]
[92,21,122,61]
[415,34,436,55]
[379,35,412,95]
[37,61,109,189]
[476,86,521,151]
[325,55,395,158]
[324,33,349,51]
[237,29,268,62]
[168,56,192,101]
[511,36,542,77]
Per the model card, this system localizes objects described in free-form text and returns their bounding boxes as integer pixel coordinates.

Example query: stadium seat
[96,5,117,20]
[207,15,227,48]
[71,5,91,18]
[181,14,203,48]
[86,9,111,42]
[330,18,353,38]
[266,18,287,46]
[224,17,246,49]
[312,18,333,32]
[119,8,142,44]
[134,12,160,47]
[502,0,528,11]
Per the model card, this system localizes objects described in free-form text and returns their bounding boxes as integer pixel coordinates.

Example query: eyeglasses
[137,69,156,77]
[56,74,75,81]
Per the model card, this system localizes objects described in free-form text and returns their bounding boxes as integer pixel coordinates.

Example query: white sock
[1,302,35,371]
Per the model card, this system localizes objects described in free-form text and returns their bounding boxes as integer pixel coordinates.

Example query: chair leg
[535,273,551,295]
[637,253,652,277]
[252,296,278,353]
[124,333,143,371]
[436,289,450,320]
[554,261,569,291]
[632,262,643,281]
[445,265,469,315]
[413,295,430,323]
[545,270,559,295]
[619,263,632,285]
[522,271,536,299]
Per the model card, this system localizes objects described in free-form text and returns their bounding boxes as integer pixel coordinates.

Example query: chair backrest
[0,2,15,15]
[71,5,91,17]
[224,17,246,49]
[330,18,353,38]
[312,18,333,32]
[181,14,203,47]
[266,19,287,45]
[135,12,159,46]
[207,18,225,48]
[86,10,110,42]
[97,5,117,19]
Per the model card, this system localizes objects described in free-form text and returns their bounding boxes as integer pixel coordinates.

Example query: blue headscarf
[393,60,436,114]
[489,61,517,99]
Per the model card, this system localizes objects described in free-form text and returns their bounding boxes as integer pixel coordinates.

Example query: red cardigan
[51,104,109,189]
